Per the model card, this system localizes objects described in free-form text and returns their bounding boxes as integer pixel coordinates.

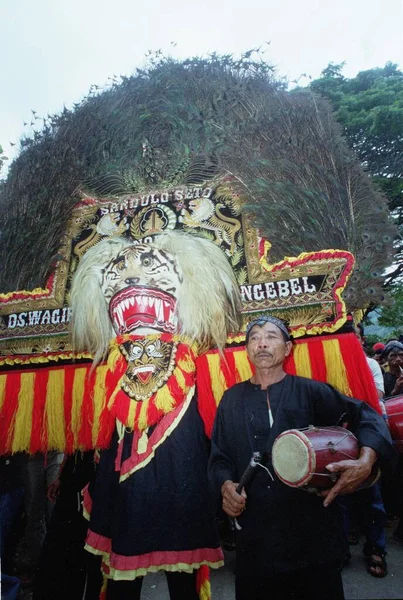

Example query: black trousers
[106,571,198,600]
[236,562,344,600]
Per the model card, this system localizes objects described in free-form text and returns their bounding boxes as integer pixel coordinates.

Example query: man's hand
[47,478,61,503]
[392,374,403,395]
[221,480,247,517]
[320,446,377,508]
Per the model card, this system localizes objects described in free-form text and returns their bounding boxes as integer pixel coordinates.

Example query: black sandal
[363,544,387,578]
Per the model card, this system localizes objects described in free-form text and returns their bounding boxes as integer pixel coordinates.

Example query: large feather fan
[0,53,395,308]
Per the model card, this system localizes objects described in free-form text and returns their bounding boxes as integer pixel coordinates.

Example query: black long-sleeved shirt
[208,375,395,577]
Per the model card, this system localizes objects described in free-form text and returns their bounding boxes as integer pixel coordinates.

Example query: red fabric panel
[221,350,237,388]
[307,339,328,383]
[338,333,381,413]
[86,528,223,571]
[284,351,297,375]
[195,354,217,438]
[196,565,210,596]
[30,370,49,452]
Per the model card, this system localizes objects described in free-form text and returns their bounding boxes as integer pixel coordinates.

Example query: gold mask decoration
[119,337,177,401]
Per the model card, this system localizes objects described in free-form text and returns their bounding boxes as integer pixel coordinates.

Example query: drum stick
[236,452,262,494]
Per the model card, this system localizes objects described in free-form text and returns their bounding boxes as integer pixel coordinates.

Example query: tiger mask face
[102,244,183,336]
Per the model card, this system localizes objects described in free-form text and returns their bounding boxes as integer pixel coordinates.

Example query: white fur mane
[70,231,241,362]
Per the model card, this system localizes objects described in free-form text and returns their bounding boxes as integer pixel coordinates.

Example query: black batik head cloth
[383,340,403,359]
[245,316,291,343]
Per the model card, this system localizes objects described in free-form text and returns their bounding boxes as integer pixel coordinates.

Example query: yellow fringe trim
[107,375,125,409]
[12,372,35,453]
[154,385,176,414]
[293,343,312,379]
[199,579,211,600]
[0,287,48,300]
[178,355,196,373]
[174,367,186,391]
[233,350,253,383]
[101,574,108,597]
[0,352,92,366]
[45,370,66,450]
[107,345,122,372]
[206,354,227,406]
[92,366,108,446]
[72,368,87,449]
[137,399,149,431]
[106,560,223,581]
[126,398,137,430]
[322,339,352,396]
[0,374,7,413]
[227,333,246,344]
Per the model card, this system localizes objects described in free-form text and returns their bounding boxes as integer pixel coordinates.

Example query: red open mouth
[109,286,177,335]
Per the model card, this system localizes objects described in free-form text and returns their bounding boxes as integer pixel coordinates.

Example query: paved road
[140,523,403,600]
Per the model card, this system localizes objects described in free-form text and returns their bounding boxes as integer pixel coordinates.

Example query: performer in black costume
[209,316,395,600]
[69,232,241,599]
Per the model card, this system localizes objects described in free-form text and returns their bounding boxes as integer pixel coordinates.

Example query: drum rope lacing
[295,427,358,477]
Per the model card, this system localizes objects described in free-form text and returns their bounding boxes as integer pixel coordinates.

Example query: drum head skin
[273,426,360,490]
[272,430,315,487]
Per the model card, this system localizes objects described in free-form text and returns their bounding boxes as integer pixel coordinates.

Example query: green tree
[378,283,403,335]
[309,62,403,284]
[0,144,7,175]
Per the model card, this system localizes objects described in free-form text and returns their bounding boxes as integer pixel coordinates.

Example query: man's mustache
[255,351,273,358]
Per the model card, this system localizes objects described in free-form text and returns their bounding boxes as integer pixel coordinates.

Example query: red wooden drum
[384,396,403,454]
[272,425,378,491]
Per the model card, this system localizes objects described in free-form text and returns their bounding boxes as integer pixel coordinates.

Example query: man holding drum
[383,340,403,397]
[209,316,395,600]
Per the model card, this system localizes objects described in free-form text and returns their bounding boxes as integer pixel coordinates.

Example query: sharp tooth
[124,299,130,310]
[117,305,124,325]
[156,298,164,322]
[149,297,155,307]
[129,297,135,306]
[163,303,170,322]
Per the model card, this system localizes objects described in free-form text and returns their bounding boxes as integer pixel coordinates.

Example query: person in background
[372,343,386,369]
[383,341,403,397]
[355,325,385,402]
[0,454,25,600]
[33,451,102,600]
[382,340,403,541]
[339,324,389,578]
[17,451,64,586]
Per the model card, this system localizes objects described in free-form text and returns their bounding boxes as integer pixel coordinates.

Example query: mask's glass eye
[141,256,152,267]
[129,346,143,359]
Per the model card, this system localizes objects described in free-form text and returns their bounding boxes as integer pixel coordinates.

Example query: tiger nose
[125,277,140,285]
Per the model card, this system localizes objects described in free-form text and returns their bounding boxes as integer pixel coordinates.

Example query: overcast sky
[1,0,402,167]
